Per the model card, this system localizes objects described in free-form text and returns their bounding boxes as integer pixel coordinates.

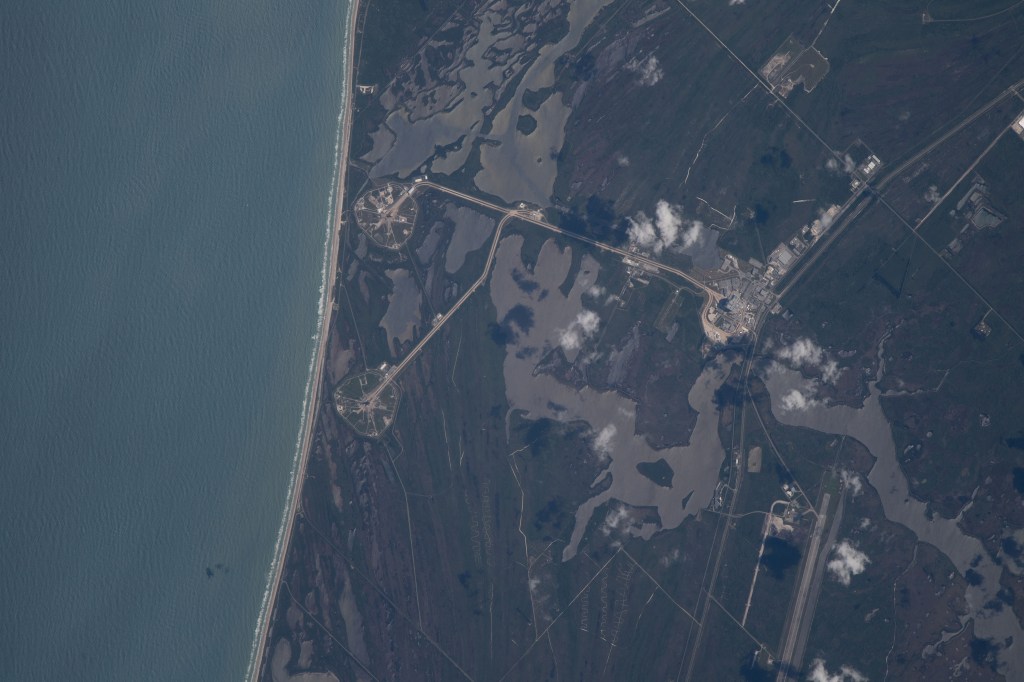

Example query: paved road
[247,1,361,678]
[775,493,830,681]
[365,212,512,402]
[910,126,1009,231]
[774,188,872,302]
[874,77,1024,193]
[681,316,766,681]
[415,180,720,298]
[741,500,791,627]
[789,492,845,677]
[775,78,1024,304]
[361,180,726,402]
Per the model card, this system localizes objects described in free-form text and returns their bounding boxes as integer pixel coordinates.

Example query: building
[1013,112,1024,139]
[971,205,1005,230]
[856,154,881,180]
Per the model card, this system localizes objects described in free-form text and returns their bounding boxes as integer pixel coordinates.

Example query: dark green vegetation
[765,60,1024,677]
[333,370,400,437]
[805,482,976,681]
[352,0,464,87]
[259,0,1024,678]
[516,114,538,136]
[554,195,630,246]
[521,87,554,112]
[346,0,466,165]
[881,96,1021,228]
[776,160,1024,521]
[262,187,733,679]
[636,459,674,488]
[792,1,1024,164]
[693,379,837,674]
[553,0,1024,267]
[917,135,1024,332]
[553,0,860,265]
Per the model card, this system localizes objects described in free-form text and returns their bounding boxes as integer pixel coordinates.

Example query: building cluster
[759,38,831,98]
[700,203,842,342]
[766,204,841,283]
[941,176,1006,259]
[705,255,769,338]
[849,154,881,192]
[1012,111,1024,140]
[353,183,418,249]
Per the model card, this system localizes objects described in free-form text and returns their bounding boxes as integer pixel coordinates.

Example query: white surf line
[244,0,359,679]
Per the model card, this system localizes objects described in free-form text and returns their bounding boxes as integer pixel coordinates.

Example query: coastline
[246,0,360,678]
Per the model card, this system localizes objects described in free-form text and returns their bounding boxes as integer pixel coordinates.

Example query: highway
[873,77,1024,193]
[361,179,724,403]
[248,0,361,678]
[774,188,872,302]
[741,500,791,626]
[776,77,1024,306]
[788,492,845,677]
[680,315,766,681]
[364,212,512,403]
[775,493,830,681]
[414,180,720,298]
[910,125,1009,232]
[250,6,1024,679]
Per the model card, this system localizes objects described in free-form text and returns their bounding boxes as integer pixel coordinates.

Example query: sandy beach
[247,1,361,678]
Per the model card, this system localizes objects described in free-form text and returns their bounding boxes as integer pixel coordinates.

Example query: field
[257,0,1024,678]
[260,181,745,678]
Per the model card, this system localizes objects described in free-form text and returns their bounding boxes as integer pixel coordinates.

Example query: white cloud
[681,219,704,248]
[616,154,630,167]
[558,309,601,351]
[654,200,682,248]
[827,541,870,586]
[924,185,941,203]
[602,504,631,536]
[840,470,863,496]
[578,310,600,334]
[587,284,606,298]
[780,388,816,412]
[817,208,836,231]
[806,659,867,682]
[825,155,855,175]
[776,337,841,384]
[559,328,581,350]
[627,201,702,254]
[627,212,659,252]
[728,0,745,5]
[593,424,617,460]
[626,55,663,86]
[778,338,824,366]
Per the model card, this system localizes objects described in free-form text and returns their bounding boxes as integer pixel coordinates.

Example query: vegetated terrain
[551,0,1024,264]
[257,0,1024,679]
[261,179,733,679]
[776,169,1024,523]
[766,143,1024,675]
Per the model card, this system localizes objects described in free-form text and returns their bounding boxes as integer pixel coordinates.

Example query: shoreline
[246,0,361,678]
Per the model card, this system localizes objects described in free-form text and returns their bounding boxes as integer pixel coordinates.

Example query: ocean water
[0,1,348,679]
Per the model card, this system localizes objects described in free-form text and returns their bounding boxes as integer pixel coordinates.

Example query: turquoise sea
[0,1,349,679]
